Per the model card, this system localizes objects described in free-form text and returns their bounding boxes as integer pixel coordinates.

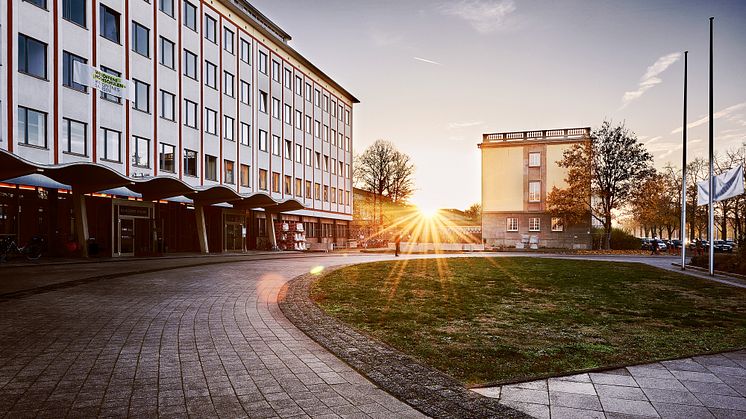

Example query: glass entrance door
[119,218,135,256]
[225,222,244,252]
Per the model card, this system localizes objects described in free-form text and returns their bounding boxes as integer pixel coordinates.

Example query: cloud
[621,52,681,108]
[438,0,516,34]
[413,56,442,66]
[671,102,746,134]
[644,136,662,145]
[448,121,484,129]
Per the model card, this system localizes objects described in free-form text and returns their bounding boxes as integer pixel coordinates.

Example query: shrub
[592,228,640,250]
[690,254,746,276]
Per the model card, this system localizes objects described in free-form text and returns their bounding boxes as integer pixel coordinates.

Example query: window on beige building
[551,217,564,232]
[529,181,541,202]
[529,217,541,232]
[529,152,541,167]
[507,218,518,232]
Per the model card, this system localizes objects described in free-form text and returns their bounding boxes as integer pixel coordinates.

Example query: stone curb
[277,268,530,419]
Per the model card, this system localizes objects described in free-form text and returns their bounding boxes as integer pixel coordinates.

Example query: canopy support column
[72,190,89,258]
[195,203,209,254]
[267,212,279,251]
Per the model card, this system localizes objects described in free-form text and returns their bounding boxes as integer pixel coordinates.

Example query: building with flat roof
[0,0,357,256]
[479,127,593,249]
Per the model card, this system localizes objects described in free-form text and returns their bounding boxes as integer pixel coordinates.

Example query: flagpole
[681,51,688,270]
[708,17,715,276]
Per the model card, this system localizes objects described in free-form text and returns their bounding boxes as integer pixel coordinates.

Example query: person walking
[395,234,401,257]
[651,238,659,255]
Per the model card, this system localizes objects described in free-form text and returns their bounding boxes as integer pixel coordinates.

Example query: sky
[252,0,746,211]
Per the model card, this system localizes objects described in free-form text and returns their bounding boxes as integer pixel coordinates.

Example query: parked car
[641,238,667,252]
[667,239,682,250]
[713,240,734,253]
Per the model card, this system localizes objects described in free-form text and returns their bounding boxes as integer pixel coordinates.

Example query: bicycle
[0,235,45,262]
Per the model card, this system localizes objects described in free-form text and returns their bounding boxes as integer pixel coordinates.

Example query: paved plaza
[473,352,746,418]
[0,252,744,418]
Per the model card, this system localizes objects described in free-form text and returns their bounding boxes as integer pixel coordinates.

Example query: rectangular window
[305,148,312,166]
[205,155,217,181]
[295,178,302,197]
[184,99,197,128]
[18,34,47,79]
[284,140,292,159]
[271,60,281,82]
[161,90,175,120]
[331,158,337,174]
[345,163,350,178]
[331,101,337,117]
[339,161,344,176]
[258,130,268,152]
[224,71,234,97]
[240,164,250,187]
[159,143,175,173]
[345,137,351,151]
[240,80,250,105]
[345,109,351,125]
[258,169,268,190]
[133,79,150,112]
[183,149,198,176]
[529,217,541,232]
[184,50,197,79]
[224,160,234,184]
[528,181,541,202]
[240,39,251,64]
[258,51,268,74]
[339,104,344,120]
[323,186,329,202]
[63,117,87,155]
[205,108,217,135]
[133,136,150,167]
[314,183,320,200]
[323,155,329,172]
[305,116,312,134]
[323,95,329,112]
[283,68,292,89]
[160,37,175,69]
[272,135,280,156]
[205,15,217,43]
[271,97,280,119]
[132,22,149,57]
[240,122,250,146]
[314,89,320,106]
[283,104,291,125]
[295,110,302,129]
[507,218,518,232]
[205,61,217,89]
[224,116,234,141]
[295,76,302,95]
[284,175,292,195]
[159,0,174,17]
[223,27,234,53]
[331,129,337,146]
[183,1,197,31]
[62,51,87,92]
[18,107,47,148]
[100,5,120,43]
[295,144,302,163]
[102,127,121,162]
[63,0,86,27]
[551,217,564,232]
[529,152,541,167]
[258,91,268,113]
[305,83,312,101]
[323,125,329,142]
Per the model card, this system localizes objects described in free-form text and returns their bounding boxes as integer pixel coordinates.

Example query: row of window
[255,170,351,204]
[506,217,564,232]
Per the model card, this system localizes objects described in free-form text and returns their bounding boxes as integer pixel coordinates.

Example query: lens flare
[310,265,325,275]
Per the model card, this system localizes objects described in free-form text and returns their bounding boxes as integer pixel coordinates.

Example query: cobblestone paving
[472,352,746,418]
[0,256,425,418]
[279,271,528,419]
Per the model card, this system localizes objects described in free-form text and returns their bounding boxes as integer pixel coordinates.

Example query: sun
[418,205,440,219]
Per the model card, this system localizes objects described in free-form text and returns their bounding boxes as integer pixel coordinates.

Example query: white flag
[73,61,134,100]
[697,165,745,206]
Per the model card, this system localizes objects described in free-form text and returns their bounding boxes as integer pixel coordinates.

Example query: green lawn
[310,257,746,386]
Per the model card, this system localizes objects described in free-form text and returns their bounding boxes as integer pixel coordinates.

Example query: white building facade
[0,0,357,256]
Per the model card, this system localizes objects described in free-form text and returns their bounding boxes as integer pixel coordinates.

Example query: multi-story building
[479,127,592,249]
[0,0,357,256]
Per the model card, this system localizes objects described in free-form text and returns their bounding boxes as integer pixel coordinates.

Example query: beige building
[479,128,592,249]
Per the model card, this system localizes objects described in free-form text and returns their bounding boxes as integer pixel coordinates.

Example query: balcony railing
[483,127,591,143]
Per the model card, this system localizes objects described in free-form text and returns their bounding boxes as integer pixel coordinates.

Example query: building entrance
[114,201,153,257]
[224,214,246,252]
